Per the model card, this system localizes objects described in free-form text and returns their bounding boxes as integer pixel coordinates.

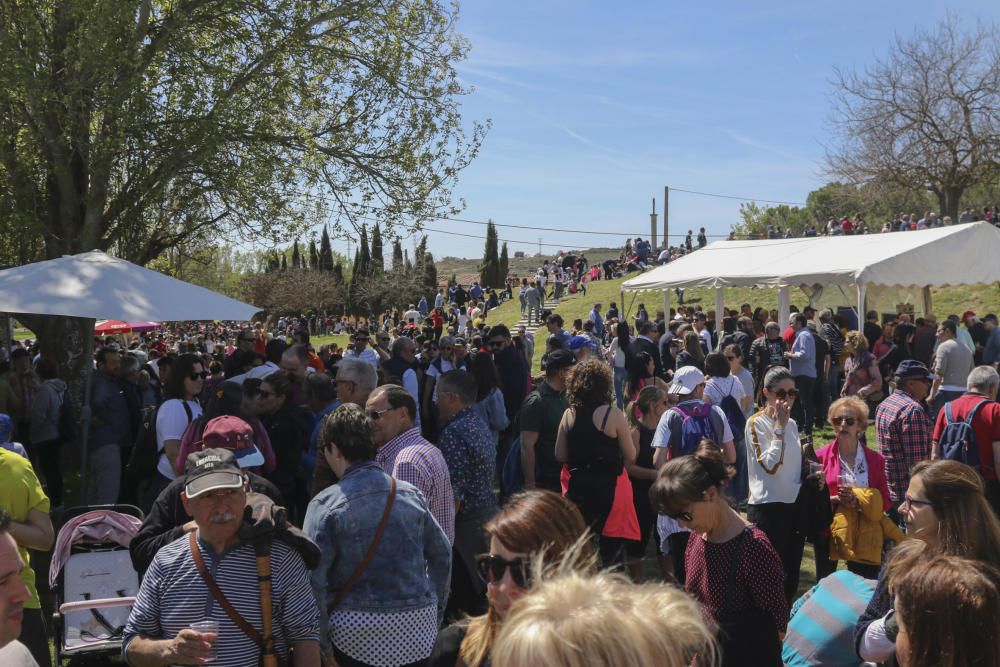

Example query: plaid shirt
[875,389,931,502]
[375,426,455,544]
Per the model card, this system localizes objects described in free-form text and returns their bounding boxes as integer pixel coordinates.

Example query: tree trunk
[938,186,964,223]
[19,315,95,486]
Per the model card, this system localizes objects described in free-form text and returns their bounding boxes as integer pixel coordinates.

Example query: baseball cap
[668,366,706,395]
[0,414,12,443]
[544,349,577,372]
[200,415,264,468]
[894,360,937,382]
[567,335,598,351]
[184,448,245,498]
[962,310,977,321]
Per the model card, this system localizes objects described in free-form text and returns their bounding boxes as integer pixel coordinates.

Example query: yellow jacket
[829,487,909,565]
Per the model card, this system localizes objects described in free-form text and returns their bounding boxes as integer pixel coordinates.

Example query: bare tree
[826,17,1000,221]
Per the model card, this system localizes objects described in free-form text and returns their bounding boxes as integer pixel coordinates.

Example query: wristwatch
[774,427,784,436]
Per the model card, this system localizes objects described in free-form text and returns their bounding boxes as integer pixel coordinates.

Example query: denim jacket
[303,461,451,622]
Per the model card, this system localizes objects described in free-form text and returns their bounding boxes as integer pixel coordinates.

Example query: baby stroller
[49,504,144,665]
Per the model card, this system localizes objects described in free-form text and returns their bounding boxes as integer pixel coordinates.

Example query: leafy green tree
[0,0,486,379]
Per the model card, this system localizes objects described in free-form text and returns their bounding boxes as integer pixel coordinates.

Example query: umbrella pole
[77,323,95,504]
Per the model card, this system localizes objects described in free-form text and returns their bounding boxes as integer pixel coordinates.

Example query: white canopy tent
[622,221,1000,325]
[0,250,261,501]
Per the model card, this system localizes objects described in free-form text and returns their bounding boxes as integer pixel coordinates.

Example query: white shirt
[0,640,38,666]
[155,399,203,480]
[745,412,802,505]
[344,347,380,370]
[703,375,745,411]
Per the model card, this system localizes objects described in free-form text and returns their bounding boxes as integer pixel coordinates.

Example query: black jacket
[129,472,284,579]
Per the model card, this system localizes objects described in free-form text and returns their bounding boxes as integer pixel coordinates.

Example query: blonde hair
[827,396,869,424]
[492,568,717,667]
[844,330,868,356]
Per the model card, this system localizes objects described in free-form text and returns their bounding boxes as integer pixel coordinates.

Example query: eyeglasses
[831,416,856,426]
[355,337,369,343]
[902,494,934,510]
[475,554,532,588]
[666,510,694,522]
[772,388,799,400]
[488,340,506,348]
[365,407,395,421]
[256,390,275,399]
[725,356,737,361]
[188,371,209,381]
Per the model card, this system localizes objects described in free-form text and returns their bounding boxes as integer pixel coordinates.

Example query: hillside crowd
[2,239,1000,666]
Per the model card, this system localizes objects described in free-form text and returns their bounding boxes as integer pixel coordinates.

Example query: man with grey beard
[123,449,321,666]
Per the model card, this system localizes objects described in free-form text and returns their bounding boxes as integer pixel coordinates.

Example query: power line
[669,186,807,207]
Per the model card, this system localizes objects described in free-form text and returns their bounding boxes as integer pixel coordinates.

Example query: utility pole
[650,198,658,251]
[538,238,542,256]
[663,185,670,249]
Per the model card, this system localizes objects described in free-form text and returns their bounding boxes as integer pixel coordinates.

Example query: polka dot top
[685,525,789,632]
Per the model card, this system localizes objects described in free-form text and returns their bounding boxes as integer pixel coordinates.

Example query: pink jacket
[815,440,892,512]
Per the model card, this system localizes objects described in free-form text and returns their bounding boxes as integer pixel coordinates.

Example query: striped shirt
[122,533,319,666]
[376,427,455,544]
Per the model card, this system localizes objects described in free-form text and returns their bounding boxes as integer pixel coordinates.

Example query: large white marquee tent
[621,221,1000,324]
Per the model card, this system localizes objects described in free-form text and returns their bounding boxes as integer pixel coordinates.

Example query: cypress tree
[319,225,334,271]
[370,224,384,274]
[499,242,509,285]
[291,240,302,269]
[424,252,438,294]
[479,220,500,287]
[392,239,404,271]
[280,253,288,271]
[309,238,319,270]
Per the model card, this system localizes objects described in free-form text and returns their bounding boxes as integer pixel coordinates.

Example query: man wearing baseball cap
[652,366,736,469]
[124,448,320,666]
[875,360,935,522]
[520,350,575,492]
[129,418,282,577]
[567,335,598,362]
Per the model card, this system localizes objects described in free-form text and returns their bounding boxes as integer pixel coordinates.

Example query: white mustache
[209,512,237,524]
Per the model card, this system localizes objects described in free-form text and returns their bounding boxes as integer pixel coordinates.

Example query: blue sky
[350,2,1000,260]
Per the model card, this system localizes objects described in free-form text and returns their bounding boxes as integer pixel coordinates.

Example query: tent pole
[715,287,724,326]
[922,286,933,316]
[663,288,671,322]
[856,284,867,332]
[777,286,790,328]
[78,323,95,504]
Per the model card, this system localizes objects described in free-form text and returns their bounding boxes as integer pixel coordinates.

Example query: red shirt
[932,393,1000,480]
[782,326,796,348]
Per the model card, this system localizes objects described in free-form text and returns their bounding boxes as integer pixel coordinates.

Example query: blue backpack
[670,402,720,457]
[938,399,991,475]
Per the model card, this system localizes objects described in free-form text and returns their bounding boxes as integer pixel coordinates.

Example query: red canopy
[94,320,132,334]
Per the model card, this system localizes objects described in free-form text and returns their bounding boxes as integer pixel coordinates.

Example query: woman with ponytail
[624,385,669,580]
[650,439,787,666]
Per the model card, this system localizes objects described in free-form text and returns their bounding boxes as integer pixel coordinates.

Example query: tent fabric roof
[622,222,1000,293]
[0,250,260,321]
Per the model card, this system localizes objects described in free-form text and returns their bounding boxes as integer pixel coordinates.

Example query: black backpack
[125,400,193,482]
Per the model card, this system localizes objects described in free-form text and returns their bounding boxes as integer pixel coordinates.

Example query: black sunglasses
[476,554,532,588]
[772,388,799,399]
[488,340,505,348]
[188,371,209,381]
[666,510,693,522]
[831,416,856,426]
[256,389,275,399]
[365,407,394,421]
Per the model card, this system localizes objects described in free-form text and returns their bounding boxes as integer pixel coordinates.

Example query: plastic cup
[189,620,218,661]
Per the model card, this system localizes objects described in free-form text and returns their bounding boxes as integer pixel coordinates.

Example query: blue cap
[567,335,598,351]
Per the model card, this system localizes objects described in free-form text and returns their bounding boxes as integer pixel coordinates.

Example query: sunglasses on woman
[772,388,799,399]
[666,510,694,522]
[831,416,856,426]
[475,554,532,588]
[188,371,209,381]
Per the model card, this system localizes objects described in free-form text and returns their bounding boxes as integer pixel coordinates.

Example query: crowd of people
[3,250,1000,665]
